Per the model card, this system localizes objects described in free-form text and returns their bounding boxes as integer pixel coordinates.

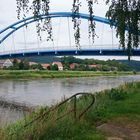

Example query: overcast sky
[0,0,138,60]
[0,0,109,28]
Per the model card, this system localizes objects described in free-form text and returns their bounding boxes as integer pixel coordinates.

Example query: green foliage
[24,56,60,64]
[12,59,19,70]
[61,56,82,65]
[108,88,127,101]
[15,0,97,48]
[11,59,30,70]
[106,0,140,60]
[30,64,38,70]
[133,70,137,75]
[75,64,90,71]
[15,0,139,59]
[39,121,92,140]
[61,56,131,71]
[19,60,24,70]
[72,0,97,47]
[50,64,58,71]
[16,0,53,41]
[119,60,140,71]
[84,82,140,123]
[106,59,132,71]
[30,64,43,70]
[87,0,96,44]
[72,0,81,48]
[0,70,135,79]
[23,60,30,70]
[101,65,111,71]
[1,82,140,140]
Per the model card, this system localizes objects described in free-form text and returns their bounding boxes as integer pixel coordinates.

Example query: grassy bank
[1,82,140,140]
[0,70,137,79]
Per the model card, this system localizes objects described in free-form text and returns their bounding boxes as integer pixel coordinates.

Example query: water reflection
[0,75,140,106]
[0,106,28,126]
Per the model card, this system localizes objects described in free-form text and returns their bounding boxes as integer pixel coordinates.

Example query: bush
[113,71,117,74]
[108,88,127,101]
[133,70,137,75]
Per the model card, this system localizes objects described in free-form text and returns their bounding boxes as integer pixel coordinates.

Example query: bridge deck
[0,48,140,59]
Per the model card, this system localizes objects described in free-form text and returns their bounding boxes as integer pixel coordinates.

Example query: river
[0,75,140,126]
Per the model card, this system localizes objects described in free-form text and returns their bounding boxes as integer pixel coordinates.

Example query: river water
[0,75,140,126]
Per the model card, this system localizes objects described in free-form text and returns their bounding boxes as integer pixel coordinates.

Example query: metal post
[74,96,77,120]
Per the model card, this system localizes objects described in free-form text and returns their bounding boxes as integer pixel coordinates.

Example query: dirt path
[97,117,140,140]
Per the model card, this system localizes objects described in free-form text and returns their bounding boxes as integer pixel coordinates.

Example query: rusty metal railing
[9,92,95,136]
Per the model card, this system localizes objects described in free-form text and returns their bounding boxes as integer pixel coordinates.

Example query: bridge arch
[0,12,140,59]
[0,12,113,44]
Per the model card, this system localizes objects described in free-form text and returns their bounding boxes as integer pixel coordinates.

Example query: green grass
[1,82,140,140]
[0,70,137,79]
[87,82,140,122]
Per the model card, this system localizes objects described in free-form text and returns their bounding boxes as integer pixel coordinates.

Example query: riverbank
[1,82,140,140]
[0,70,137,79]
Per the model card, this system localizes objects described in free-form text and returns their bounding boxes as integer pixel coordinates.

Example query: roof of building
[88,64,98,68]
[41,64,50,67]
[70,63,79,69]
[0,59,12,64]
[70,63,79,65]
[29,62,38,65]
[0,59,13,67]
[52,62,63,67]
[11,59,21,63]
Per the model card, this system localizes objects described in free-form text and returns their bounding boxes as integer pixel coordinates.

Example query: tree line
[61,56,131,71]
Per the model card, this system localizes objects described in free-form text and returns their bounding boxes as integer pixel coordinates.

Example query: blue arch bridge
[0,12,140,59]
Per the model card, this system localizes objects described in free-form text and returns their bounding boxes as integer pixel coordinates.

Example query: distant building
[88,64,98,69]
[0,59,13,69]
[52,62,63,71]
[41,64,50,70]
[14,59,22,63]
[29,62,38,66]
[70,63,79,70]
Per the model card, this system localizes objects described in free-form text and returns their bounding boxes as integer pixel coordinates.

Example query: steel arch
[0,12,114,44]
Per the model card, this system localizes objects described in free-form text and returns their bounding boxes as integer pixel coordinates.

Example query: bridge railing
[0,44,120,56]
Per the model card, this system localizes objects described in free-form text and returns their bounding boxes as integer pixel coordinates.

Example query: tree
[50,64,58,71]
[12,59,19,70]
[106,0,140,60]
[30,64,43,70]
[23,60,30,70]
[101,65,111,71]
[37,64,44,70]
[61,56,82,65]
[19,60,24,69]
[16,0,53,41]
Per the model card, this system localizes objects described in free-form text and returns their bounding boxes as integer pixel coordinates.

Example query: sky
[0,0,108,25]
[0,0,139,60]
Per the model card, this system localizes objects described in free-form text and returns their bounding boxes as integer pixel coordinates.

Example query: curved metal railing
[9,92,95,136]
